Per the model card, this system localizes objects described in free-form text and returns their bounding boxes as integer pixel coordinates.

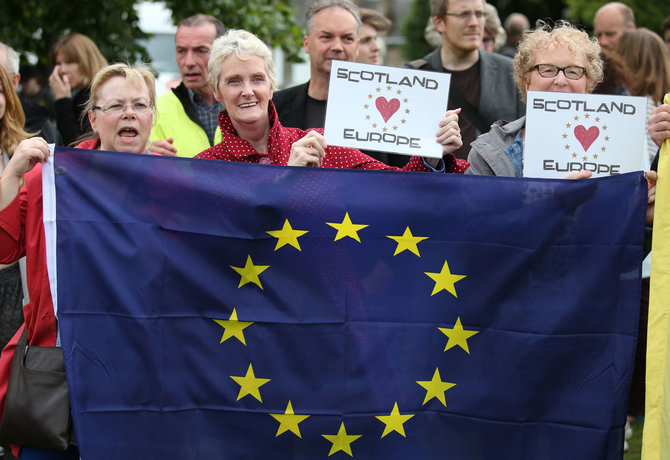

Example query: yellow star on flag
[213,308,254,345]
[267,219,308,251]
[416,367,456,406]
[424,260,466,297]
[375,402,415,438]
[230,255,269,289]
[269,401,310,438]
[438,317,478,354]
[386,227,428,257]
[326,212,369,242]
[230,363,271,402]
[322,422,361,457]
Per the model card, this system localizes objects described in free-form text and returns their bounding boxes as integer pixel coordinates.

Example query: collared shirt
[187,89,222,146]
[503,130,524,177]
[196,101,469,174]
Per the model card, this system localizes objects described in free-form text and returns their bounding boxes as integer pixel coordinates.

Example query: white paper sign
[324,61,451,158]
[523,91,647,178]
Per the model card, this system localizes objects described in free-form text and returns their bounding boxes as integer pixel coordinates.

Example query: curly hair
[513,21,603,101]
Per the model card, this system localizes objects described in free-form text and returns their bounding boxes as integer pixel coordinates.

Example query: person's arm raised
[0,138,50,210]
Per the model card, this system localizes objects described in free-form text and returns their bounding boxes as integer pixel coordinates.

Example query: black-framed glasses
[93,101,153,115]
[530,64,586,80]
[444,10,488,21]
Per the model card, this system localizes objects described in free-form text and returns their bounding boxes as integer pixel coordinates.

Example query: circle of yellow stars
[212,213,479,457]
[364,86,409,131]
[562,113,610,161]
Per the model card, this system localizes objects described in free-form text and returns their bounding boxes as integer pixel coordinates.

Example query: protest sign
[524,91,647,178]
[324,61,450,158]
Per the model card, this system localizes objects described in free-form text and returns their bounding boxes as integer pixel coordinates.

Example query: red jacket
[196,102,469,173]
[0,139,98,426]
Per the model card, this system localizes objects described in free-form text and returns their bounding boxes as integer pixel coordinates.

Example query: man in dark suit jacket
[274,0,409,166]
[406,0,525,160]
[274,0,360,131]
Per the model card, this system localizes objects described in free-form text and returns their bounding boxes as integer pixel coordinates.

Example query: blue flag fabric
[52,148,646,459]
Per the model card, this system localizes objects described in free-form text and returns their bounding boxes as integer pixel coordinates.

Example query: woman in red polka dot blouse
[195,29,468,174]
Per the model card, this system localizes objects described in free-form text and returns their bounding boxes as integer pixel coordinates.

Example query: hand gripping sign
[524,91,648,178]
[324,61,451,159]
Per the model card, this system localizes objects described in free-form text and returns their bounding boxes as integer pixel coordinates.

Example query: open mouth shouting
[118,126,139,141]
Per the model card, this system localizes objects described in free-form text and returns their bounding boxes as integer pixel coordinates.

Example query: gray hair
[208,29,278,95]
[484,3,507,51]
[178,14,226,38]
[513,21,603,101]
[0,42,20,75]
[305,0,361,35]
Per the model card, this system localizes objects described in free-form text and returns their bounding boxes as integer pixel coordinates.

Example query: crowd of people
[0,0,669,457]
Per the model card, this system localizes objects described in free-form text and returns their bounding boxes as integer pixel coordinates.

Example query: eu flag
[48,147,646,459]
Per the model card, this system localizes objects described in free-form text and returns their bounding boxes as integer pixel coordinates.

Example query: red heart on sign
[375,97,400,123]
[573,125,600,152]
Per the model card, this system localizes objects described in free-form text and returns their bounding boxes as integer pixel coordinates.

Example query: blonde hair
[513,21,603,101]
[484,3,506,51]
[0,66,33,156]
[616,28,670,105]
[78,63,156,144]
[208,29,278,94]
[51,33,108,89]
[83,63,156,113]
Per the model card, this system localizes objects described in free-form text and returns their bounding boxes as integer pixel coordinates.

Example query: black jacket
[20,95,62,145]
[273,81,311,130]
[54,87,90,146]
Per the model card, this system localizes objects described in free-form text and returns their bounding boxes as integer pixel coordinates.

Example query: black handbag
[0,326,71,450]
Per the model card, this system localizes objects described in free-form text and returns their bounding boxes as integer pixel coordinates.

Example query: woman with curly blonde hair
[466,21,603,177]
[0,65,33,351]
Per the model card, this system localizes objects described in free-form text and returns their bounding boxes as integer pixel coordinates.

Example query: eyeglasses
[444,10,488,21]
[93,101,153,115]
[530,64,586,80]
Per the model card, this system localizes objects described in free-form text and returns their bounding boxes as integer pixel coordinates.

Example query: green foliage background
[564,0,668,33]
[1,0,667,72]
[399,0,669,61]
[0,0,303,68]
